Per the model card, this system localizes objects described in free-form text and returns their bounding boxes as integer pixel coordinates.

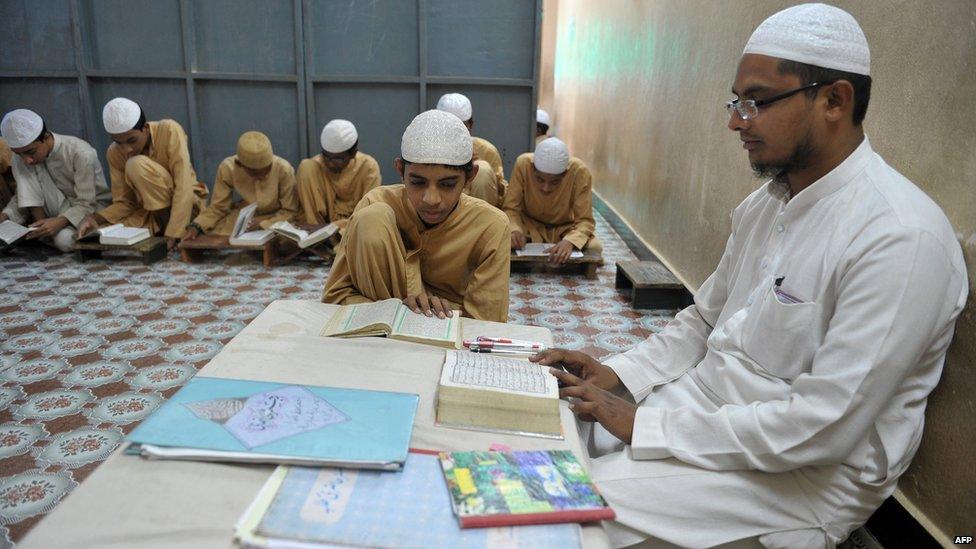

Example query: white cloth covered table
[20,300,609,548]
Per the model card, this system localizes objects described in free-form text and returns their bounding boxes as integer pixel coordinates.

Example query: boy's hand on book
[27,216,68,239]
[511,230,526,250]
[403,293,456,319]
[530,349,621,391]
[550,367,636,444]
[545,240,575,264]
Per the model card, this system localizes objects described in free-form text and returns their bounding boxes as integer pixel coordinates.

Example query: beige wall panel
[549,0,975,543]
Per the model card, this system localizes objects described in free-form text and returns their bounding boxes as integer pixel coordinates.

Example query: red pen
[475,336,545,347]
[464,340,545,350]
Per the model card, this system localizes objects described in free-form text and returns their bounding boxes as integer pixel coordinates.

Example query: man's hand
[530,348,622,391]
[511,230,526,250]
[183,226,200,241]
[551,367,637,443]
[27,216,69,240]
[402,293,458,319]
[545,239,576,264]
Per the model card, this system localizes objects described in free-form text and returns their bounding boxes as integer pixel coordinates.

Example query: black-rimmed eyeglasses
[726,82,827,120]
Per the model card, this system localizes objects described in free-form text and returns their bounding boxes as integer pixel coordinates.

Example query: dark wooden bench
[271,235,336,265]
[178,234,278,267]
[510,249,604,279]
[615,260,688,309]
[74,236,168,266]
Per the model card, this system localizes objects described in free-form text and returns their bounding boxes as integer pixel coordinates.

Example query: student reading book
[321,297,462,349]
[270,220,338,249]
[229,203,274,247]
[77,222,150,245]
[439,450,615,528]
[436,350,562,438]
[126,376,418,470]
[235,452,582,548]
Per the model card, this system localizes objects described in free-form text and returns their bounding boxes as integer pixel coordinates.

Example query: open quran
[436,350,562,439]
[321,298,462,349]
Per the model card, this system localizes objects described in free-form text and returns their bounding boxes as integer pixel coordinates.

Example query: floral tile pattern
[0,212,677,545]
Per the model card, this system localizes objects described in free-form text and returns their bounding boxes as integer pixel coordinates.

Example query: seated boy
[184,131,299,239]
[503,137,601,264]
[323,110,510,322]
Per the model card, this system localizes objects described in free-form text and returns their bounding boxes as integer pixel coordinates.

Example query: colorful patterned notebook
[439,450,615,528]
[236,451,581,548]
[126,376,418,470]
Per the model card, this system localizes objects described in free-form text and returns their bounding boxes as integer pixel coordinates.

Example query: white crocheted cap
[0,109,44,148]
[320,119,358,153]
[400,110,472,166]
[533,137,570,174]
[537,108,551,126]
[102,97,142,134]
[743,3,870,76]
[436,93,473,122]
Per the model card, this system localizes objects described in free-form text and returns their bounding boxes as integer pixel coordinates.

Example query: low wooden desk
[20,300,609,548]
[73,236,168,265]
[178,234,277,267]
[510,248,604,279]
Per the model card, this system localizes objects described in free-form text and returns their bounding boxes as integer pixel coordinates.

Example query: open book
[229,203,273,247]
[436,350,562,438]
[515,242,584,258]
[78,223,150,245]
[0,220,34,246]
[321,298,461,349]
[271,220,338,249]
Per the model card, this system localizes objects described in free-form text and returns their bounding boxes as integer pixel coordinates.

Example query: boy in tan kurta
[184,131,298,238]
[0,138,15,212]
[297,119,380,231]
[436,93,507,207]
[323,110,510,323]
[504,137,602,264]
[78,98,208,249]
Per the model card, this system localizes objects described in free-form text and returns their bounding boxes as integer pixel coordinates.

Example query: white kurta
[592,137,967,547]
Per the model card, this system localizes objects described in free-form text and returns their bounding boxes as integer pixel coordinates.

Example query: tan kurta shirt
[101,120,209,238]
[297,152,380,224]
[324,185,510,322]
[0,138,16,212]
[4,133,111,227]
[502,153,595,249]
[472,136,505,185]
[192,155,299,234]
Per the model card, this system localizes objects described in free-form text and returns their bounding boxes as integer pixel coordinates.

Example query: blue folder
[126,376,418,470]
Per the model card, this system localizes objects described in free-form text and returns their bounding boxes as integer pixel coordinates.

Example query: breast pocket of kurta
[739,278,819,380]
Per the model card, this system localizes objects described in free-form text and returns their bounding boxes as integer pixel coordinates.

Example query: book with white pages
[0,220,33,246]
[436,350,562,439]
[78,223,150,245]
[321,298,462,349]
[270,220,338,249]
[515,242,584,258]
[229,203,274,247]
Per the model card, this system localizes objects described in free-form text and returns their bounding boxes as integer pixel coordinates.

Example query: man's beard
[751,132,815,182]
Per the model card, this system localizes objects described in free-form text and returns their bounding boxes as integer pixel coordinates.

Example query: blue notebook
[235,452,581,548]
[126,376,418,471]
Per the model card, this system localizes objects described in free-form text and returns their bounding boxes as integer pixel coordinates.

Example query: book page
[391,305,457,343]
[440,350,557,397]
[270,221,309,242]
[334,299,400,333]
[233,203,258,238]
[515,242,583,258]
[0,220,31,245]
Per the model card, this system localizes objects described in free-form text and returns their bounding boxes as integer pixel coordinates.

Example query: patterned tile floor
[0,211,677,546]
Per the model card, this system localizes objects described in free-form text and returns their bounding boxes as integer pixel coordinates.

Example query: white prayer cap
[743,3,870,76]
[533,137,570,174]
[436,93,472,122]
[320,119,358,153]
[400,109,472,166]
[102,97,142,134]
[0,109,44,149]
[536,108,551,126]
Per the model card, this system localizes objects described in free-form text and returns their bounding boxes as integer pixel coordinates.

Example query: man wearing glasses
[535,4,966,547]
